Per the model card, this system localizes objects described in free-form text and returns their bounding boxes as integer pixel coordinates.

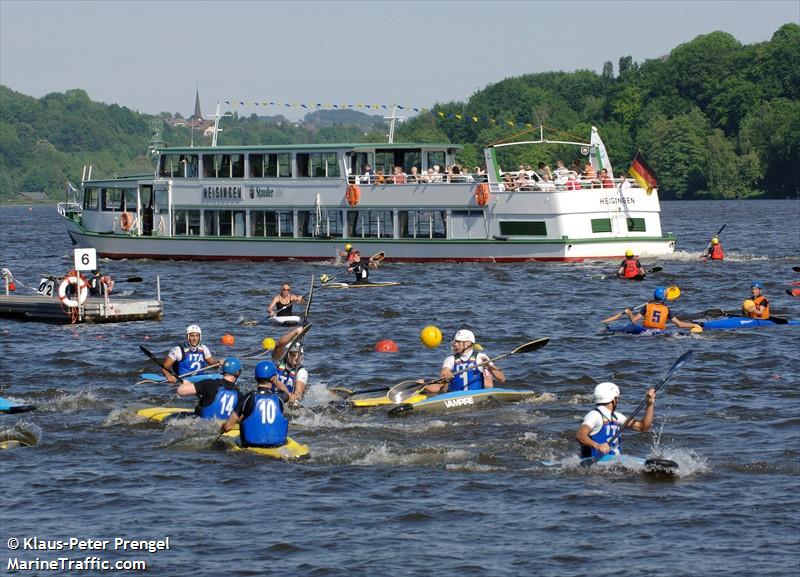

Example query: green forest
[1,24,797,201]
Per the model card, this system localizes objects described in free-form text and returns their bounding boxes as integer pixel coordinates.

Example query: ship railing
[347,174,488,185]
[57,202,83,217]
[491,172,637,193]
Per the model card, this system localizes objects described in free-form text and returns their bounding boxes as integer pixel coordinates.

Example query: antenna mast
[209,101,232,147]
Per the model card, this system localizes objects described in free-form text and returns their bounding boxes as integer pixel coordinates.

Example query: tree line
[0,24,796,200]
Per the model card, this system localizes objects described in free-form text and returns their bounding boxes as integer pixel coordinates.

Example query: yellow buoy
[420,325,442,348]
[262,337,276,351]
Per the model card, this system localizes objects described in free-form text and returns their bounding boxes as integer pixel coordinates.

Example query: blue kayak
[700,316,800,330]
[0,396,36,414]
[139,372,219,383]
[604,323,667,335]
[388,387,537,417]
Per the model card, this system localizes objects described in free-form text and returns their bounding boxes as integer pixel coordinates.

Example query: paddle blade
[648,266,663,274]
[370,251,385,263]
[123,276,143,283]
[768,316,789,325]
[387,380,427,404]
[658,350,693,388]
[512,337,550,354]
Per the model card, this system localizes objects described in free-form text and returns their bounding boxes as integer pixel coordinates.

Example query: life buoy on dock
[345,185,361,207]
[58,272,88,308]
[475,183,490,207]
[120,212,134,231]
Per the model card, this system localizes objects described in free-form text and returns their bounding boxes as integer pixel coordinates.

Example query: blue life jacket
[176,343,208,376]
[449,352,483,391]
[240,390,289,447]
[274,362,299,394]
[198,383,239,420]
[582,408,622,458]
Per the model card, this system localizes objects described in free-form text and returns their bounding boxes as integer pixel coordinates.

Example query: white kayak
[269,315,302,326]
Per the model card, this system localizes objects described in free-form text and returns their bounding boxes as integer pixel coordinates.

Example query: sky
[1,0,798,121]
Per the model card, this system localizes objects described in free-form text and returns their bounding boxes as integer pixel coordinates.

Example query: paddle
[139,345,181,382]
[386,337,550,404]
[136,360,221,385]
[647,266,663,274]
[590,350,694,464]
[369,251,385,263]
[601,286,681,323]
[117,276,143,283]
[700,224,726,258]
[303,272,314,325]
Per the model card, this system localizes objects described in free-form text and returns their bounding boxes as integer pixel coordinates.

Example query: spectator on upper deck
[431,165,444,183]
[538,162,553,181]
[502,172,516,191]
[449,165,464,183]
[599,168,614,189]
[375,169,386,185]
[362,164,375,184]
[392,166,407,184]
[571,159,583,174]
[554,160,570,182]
[408,167,420,183]
[583,162,596,181]
[565,172,581,190]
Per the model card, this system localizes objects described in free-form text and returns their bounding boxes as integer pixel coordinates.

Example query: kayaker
[175,357,241,420]
[624,286,696,331]
[425,329,506,394]
[337,243,358,264]
[743,281,770,319]
[704,237,724,261]
[617,250,647,280]
[270,326,309,406]
[162,325,218,383]
[576,382,656,458]
[348,251,370,284]
[88,269,114,296]
[220,360,289,448]
[267,282,304,318]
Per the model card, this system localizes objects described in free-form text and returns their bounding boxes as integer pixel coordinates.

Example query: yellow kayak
[223,430,309,460]
[136,406,194,422]
[347,393,428,408]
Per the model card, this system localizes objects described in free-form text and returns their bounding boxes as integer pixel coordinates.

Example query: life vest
[710,244,724,260]
[621,258,641,279]
[239,390,289,447]
[276,297,293,317]
[750,295,770,319]
[449,352,484,391]
[643,302,669,330]
[580,408,622,459]
[197,382,239,420]
[350,262,369,283]
[176,344,208,376]
[274,362,300,395]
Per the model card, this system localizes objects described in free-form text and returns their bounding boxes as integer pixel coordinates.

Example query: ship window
[159,154,198,178]
[426,151,445,171]
[231,154,244,178]
[250,210,294,237]
[499,221,547,236]
[84,188,99,210]
[347,210,394,238]
[591,218,612,233]
[204,210,217,235]
[399,210,446,239]
[173,210,201,236]
[350,152,373,176]
[627,218,646,232]
[298,210,343,238]
[203,154,233,178]
[249,154,264,178]
[248,153,289,178]
[102,188,123,211]
[204,210,246,236]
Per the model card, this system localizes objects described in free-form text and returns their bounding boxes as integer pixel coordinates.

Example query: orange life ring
[120,212,134,231]
[346,184,361,207]
[58,271,88,307]
[475,184,490,207]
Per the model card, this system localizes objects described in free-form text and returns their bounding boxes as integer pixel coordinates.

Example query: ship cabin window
[250,210,294,237]
[101,188,137,212]
[347,210,394,239]
[399,210,447,239]
[591,218,612,233]
[294,152,339,178]
[349,152,373,177]
[204,209,246,236]
[627,218,646,232]
[375,150,421,175]
[248,153,291,178]
[298,210,344,237]
[499,221,547,236]
[202,154,243,178]
[159,154,198,178]
[426,152,446,172]
[173,209,201,236]
[83,188,99,210]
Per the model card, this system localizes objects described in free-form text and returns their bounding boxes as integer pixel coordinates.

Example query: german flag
[629,151,658,194]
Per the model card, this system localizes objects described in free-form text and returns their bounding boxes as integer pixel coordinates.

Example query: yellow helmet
[625,249,634,258]
[344,243,352,252]
[711,237,719,245]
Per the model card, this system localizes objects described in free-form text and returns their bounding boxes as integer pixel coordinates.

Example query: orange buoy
[221,333,235,346]
[475,183,490,207]
[375,339,398,353]
[120,212,134,231]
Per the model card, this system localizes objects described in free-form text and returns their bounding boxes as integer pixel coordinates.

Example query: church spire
[193,85,202,120]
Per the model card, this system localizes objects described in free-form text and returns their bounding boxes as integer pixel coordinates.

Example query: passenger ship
[58,127,676,262]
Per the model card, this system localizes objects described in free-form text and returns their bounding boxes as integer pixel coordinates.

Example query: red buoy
[375,339,398,353]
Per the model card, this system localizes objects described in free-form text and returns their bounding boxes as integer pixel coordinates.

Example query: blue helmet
[222,357,242,375]
[254,360,277,381]
[751,281,763,289]
[653,286,667,301]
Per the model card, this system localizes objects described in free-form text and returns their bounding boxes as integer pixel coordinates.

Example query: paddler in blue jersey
[624,287,696,331]
[161,325,218,383]
[175,357,241,420]
[270,326,309,406]
[220,360,289,448]
[576,382,656,458]
[425,329,505,394]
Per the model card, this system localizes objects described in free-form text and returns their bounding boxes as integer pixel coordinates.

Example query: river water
[1,200,798,576]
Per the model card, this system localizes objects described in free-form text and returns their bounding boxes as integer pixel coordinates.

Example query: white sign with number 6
[74,248,97,271]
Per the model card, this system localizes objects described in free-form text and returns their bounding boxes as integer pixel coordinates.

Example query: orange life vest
[750,295,770,319]
[643,302,669,330]
[621,258,641,279]
[710,244,724,260]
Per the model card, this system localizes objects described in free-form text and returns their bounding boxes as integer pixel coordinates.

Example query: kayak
[223,430,309,460]
[136,406,195,422]
[347,392,428,408]
[138,372,218,384]
[604,323,666,335]
[269,315,302,326]
[581,453,678,476]
[324,281,400,289]
[388,387,537,417]
[700,316,800,330]
[0,396,36,414]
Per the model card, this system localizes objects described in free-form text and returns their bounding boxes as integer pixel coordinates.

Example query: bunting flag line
[628,150,658,194]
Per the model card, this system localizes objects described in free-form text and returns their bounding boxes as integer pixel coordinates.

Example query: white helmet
[186,324,202,337]
[453,329,475,343]
[593,382,620,404]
